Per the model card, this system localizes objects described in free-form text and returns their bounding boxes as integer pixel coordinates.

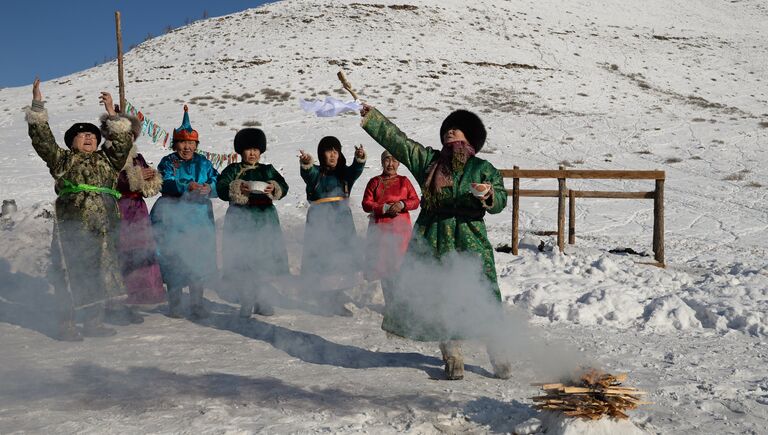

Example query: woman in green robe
[26,78,138,341]
[217,128,290,317]
[360,104,512,380]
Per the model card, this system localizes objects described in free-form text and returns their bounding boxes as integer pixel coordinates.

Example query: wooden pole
[512,166,520,255]
[568,189,576,244]
[653,178,665,266]
[557,165,566,252]
[115,11,126,112]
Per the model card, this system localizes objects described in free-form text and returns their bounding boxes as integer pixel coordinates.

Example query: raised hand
[354,144,366,160]
[99,92,117,116]
[360,103,372,117]
[32,77,43,102]
[298,149,312,165]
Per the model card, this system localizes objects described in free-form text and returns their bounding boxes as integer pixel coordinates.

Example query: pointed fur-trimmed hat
[172,105,199,143]
[439,109,487,152]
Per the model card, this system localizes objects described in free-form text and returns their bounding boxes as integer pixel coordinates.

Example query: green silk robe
[362,108,507,340]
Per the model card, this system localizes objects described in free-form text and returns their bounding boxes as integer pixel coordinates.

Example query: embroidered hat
[172,105,199,143]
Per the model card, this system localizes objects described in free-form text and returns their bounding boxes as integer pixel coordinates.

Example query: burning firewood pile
[531,369,648,420]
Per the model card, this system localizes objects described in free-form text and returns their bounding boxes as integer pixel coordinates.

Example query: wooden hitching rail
[500,166,666,266]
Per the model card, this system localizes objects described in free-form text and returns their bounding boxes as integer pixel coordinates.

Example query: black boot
[189,286,209,320]
[57,310,83,342]
[82,306,117,337]
[253,302,275,316]
[106,305,144,325]
[167,287,183,318]
[487,345,513,380]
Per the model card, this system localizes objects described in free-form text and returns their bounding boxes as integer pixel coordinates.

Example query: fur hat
[439,109,487,152]
[317,136,346,168]
[172,105,199,144]
[234,128,267,154]
[64,123,101,149]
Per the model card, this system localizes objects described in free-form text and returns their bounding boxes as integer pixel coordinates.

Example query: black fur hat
[439,110,487,152]
[317,136,346,168]
[64,123,101,149]
[234,128,267,154]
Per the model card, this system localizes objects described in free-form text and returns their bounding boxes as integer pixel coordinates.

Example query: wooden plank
[500,169,665,180]
[505,189,655,199]
[575,190,655,199]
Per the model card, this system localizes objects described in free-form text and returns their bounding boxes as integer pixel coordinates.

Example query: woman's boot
[57,307,82,341]
[189,286,209,319]
[487,345,513,380]
[82,305,117,337]
[167,287,183,318]
[439,340,464,380]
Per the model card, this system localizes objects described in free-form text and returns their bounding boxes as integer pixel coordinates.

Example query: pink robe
[362,175,420,280]
[117,153,165,304]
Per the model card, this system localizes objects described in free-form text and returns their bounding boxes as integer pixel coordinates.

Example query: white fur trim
[229,179,249,205]
[141,171,162,198]
[300,154,315,170]
[267,180,283,200]
[125,161,145,192]
[355,152,367,164]
[24,106,48,124]
[105,116,133,136]
[120,145,138,171]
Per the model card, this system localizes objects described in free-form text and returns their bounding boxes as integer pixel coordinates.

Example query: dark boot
[167,287,183,318]
[487,346,513,380]
[106,305,144,325]
[57,311,82,342]
[253,302,275,316]
[189,286,209,320]
[333,290,353,317]
[440,340,464,380]
[82,306,117,337]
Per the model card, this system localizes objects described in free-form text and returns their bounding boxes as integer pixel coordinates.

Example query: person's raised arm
[360,104,435,184]
[26,77,64,169]
[99,91,136,170]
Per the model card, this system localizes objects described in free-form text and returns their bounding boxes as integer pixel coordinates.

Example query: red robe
[362,175,420,280]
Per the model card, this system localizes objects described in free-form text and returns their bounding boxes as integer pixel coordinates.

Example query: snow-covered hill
[1,0,767,433]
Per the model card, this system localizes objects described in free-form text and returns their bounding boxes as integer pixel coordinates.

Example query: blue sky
[0,1,273,88]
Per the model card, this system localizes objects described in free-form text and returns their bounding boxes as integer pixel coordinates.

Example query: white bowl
[247,181,269,192]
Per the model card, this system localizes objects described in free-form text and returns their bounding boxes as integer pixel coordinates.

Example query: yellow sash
[312,196,346,205]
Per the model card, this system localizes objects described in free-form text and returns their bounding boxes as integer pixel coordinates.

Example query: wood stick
[568,189,576,244]
[499,169,665,180]
[337,70,359,100]
[557,165,566,253]
[115,11,126,112]
[512,166,520,255]
[653,178,665,266]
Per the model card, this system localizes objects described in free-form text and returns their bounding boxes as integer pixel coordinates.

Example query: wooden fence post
[568,189,576,244]
[557,165,566,252]
[512,165,520,255]
[653,177,665,266]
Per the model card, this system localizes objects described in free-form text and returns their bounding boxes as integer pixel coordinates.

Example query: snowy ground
[1,0,767,433]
